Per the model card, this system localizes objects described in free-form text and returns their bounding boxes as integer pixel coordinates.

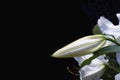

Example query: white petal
[97,16,120,39]
[74,54,108,65]
[117,36,120,43]
[97,55,109,63]
[115,73,120,80]
[79,59,105,80]
[117,13,120,25]
[116,52,120,65]
[74,54,93,65]
[98,16,115,29]
[74,54,108,80]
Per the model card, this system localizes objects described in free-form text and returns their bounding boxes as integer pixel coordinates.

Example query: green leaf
[92,24,102,34]
[79,45,120,69]
[94,45,120,55]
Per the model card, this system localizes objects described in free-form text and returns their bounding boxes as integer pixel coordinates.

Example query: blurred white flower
[51,35,106,58]
[115,73,120,80]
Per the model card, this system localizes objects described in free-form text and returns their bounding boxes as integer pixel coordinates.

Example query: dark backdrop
[3,0,120,80]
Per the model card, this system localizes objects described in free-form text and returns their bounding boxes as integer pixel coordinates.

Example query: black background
[9,0,120,80]
[2,0,120,80]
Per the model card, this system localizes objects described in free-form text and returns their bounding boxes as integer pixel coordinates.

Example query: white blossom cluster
[51,13,120,80]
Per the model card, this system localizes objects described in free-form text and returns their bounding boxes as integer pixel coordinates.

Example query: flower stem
[105,37,120,46]
[105,63,120,73]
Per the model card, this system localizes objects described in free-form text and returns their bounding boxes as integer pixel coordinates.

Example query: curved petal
[97,55,109,63]
[117,13,120,25]
[74,54,93,65]
[74,54,108,65]
[98,16,120,39]
[74,54,108,80]
[115,73,120,80]
[117,36,120,43]
[98,16,115,29]
[79,59,105,80]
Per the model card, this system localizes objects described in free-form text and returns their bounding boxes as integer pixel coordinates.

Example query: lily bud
[51,35,106,58]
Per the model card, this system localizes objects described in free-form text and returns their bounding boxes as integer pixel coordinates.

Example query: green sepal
[92,24,102,34]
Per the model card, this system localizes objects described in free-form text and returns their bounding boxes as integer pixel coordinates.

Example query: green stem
[105,63,120,73]
[104,36,120,73]
[105,37,120,46]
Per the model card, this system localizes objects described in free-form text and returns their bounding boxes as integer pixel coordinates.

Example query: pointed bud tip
[51,53,61,58]
[51,53,56,57]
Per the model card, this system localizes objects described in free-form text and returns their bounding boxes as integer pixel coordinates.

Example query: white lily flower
[74,13,120,80]
[51,35,106,58]
[52,13,120,80]
[115,73,120,80]
[98,13,120,44]
[98,13,120,65]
